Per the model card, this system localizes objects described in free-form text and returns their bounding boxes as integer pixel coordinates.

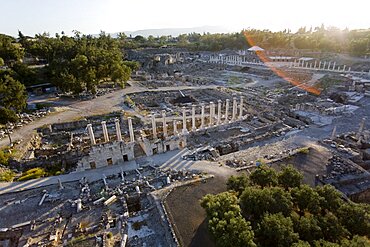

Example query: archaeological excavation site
[1,28,370,247]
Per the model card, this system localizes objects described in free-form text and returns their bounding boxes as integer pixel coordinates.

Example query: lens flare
[243,31,321,95]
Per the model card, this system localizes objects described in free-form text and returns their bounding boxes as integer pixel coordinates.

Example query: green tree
[122,61,140,71]
[291,185,322,214]
[0,34,24,62]
[11,62,38,86]
[316,185,343,212]
[240,186,292,220]
[317,212,349,242]
[0,74,27,115]
[227,174,249,196]
[249,164,278,187]
[291,212,323,243]
[313,240,340,247]
[291,241,311,247]
[257,213,299,247]
[337,203,370,237]
[278,165,303,189]
[208,212,256,247]
[201,192,256,247]
[341,235,370,247]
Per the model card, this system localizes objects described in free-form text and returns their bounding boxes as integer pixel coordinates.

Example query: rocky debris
[182,147,220,161]
[325,155,363,179]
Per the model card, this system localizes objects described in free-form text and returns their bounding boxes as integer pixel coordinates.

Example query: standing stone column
[217,100,222,125]
[232,97,237,121]
[225,99,230,123]
[209,102,214,126]
[239,96,244,120]
[162,110,167,137]
[332,61,336,71]
[318,61,322,69]
[115,118,122,141]
[182,107,187,134]
[314,60,317,69]
[128,117,135,142]
[192,105,196,131]
[331,126,337,140]
[173,120,178,136]
[201,103,205,129]
[328,61,332,70]
[151,114,157,139]
[101,121,109,142]
[356,118,366,139]
[87,124,96,145]
[342,65,346,72]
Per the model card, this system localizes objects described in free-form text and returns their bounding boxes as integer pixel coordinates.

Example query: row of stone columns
[150,96,245,138]
[209,55,263,66]
[87,117,135,145]
[87,96,246,144]
[291,59,351,72]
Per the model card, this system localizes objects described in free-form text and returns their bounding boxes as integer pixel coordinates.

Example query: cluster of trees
[0,34,28,124]
[201,165,370,247]
[117,26,369,54]
[18,31,137,94]
[0,32,140,124]
[174,27,370,54]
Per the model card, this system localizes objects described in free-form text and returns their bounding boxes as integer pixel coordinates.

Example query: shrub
[0,170,15,182]
[17,167,46,181]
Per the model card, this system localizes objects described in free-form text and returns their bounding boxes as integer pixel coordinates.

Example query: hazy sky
[1,0,369,36]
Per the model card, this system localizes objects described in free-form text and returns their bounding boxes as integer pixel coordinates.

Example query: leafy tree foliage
[202,166,369,247]
[278,165,303,189]
[240,186,292,220]
[315,184,343,213]
[337,203,370,237]
[200,192,256,247]
[10,62,38,86]
[317,212,349,243]
[291,185,322,214]
[21,32,133,94]
[0,34,24,63]
[256,213,299,247]
[249,164,278,187]
[291,212,323,244]
[0,74,27,123]
[226,174,249,195]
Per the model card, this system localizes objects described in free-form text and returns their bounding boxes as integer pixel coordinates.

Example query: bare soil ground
[164,176,227,247]
[271,143,332,186]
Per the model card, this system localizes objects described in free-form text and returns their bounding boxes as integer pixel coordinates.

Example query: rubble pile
[325,155,363,179]
[182,147,220,161]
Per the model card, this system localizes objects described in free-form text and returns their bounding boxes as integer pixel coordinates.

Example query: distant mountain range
[109,26,237,38]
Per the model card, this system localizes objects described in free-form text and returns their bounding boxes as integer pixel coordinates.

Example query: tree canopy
[201,165,370,247]
[0,73,27,124]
